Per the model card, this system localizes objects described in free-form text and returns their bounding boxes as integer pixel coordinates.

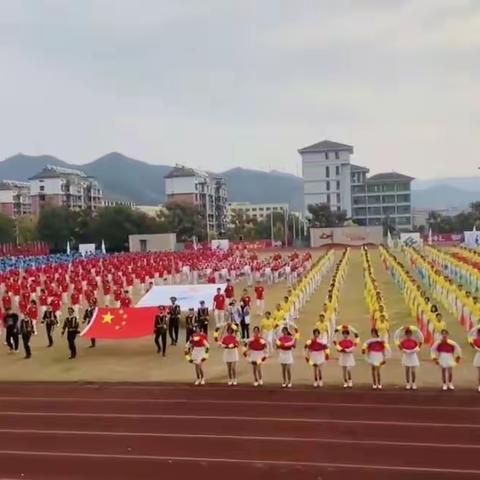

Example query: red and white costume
[277,334,295,364]
[399,338,421,367]
[363,338,387,366]
[305,337,329,365]
[431,339,461,368]
[254,284,265,313]
[190,333,209,364]
[247,335,267,363]
[338,338,356,367]
[221,334,240,363]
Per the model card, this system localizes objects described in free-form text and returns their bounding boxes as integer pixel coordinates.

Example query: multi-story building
[299,139,414,230]
[227,202,289,224]
[0,180,32,217]
[299,140,354,217]
[30,165,103,215]
[164,165,228,237]
[351,172,414,229]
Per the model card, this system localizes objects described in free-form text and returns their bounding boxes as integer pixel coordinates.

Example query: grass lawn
[2,248,477,389]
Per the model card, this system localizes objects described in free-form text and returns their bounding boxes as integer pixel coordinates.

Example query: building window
[325,152,329,160]
[382,195,396,204]
[325,166,330,178]
[337,206,341,212]
[39,194,46,201]
[336,180,340,190]
[397,194,410,203]
[367,195,382,205]
[39,186,45,192]
[326,194,331,204]
[396,183,410,192]
[266,207,271,211]
[326,181,330,191]
[139,239,147,252]
[336,193,341,203]
[335,152,339,160]
[336,165,340,176]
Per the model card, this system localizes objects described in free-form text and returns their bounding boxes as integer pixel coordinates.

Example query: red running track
[0,382,479,480]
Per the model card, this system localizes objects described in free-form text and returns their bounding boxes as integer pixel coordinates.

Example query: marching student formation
[1,245,480,391]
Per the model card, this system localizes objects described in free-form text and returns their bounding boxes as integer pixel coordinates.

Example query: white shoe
[378,384,383,390]
[442,384,448,391]
[343,382,348,388]
[253,381,259,387]
[348,380,353,388]
[258,379,263,385]
[448,383,454,390]
[318,380,323,387]
[281,383,287,388]
[287,383,292,388]
[405,384,411,390]
[233,380,237,386]
[313,381,318,388]
[200,379,205,385]
[477,385,480,392]
[372,384,377,390]
[227,380,232,386]
[194,379,201,385]
[412,383,417,390]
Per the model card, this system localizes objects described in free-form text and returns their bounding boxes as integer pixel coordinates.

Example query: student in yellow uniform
[260,310,275,354]
[314,312,331,344]
[376,313,390,344]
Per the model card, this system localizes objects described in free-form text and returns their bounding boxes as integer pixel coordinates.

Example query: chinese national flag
[81,307,160,339]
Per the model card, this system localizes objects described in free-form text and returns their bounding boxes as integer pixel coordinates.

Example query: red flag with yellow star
[80,307,160,339]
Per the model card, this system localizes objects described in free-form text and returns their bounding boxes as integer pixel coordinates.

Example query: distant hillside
[1,153,479,210]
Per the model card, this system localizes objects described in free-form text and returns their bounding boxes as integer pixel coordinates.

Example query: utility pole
[284,206,288,247]
[270,212,274,244]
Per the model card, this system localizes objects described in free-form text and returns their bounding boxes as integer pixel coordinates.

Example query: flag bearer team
[2,244,480,391]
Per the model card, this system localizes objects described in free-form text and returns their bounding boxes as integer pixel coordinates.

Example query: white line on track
[0,450,479,475]
[1,428,478,450]
[0,411,477,429]
[0,396,478,411]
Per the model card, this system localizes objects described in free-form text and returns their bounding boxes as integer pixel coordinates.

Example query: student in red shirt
[431,329,462,391]
[304,328,329,388]
[276,326,296,388]
[362,328,388,390]
[213,288,226,327]
[27,300,39,334]
[240,289,251,308]
[224,279,234,300]
[220,325,240,386]
[254,281,265,315]
[2,292,12,311]
[120,290,132,309]
[186,324,210,385]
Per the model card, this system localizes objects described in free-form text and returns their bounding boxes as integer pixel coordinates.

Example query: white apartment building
[29,165,103,215]
[164,165,228,236]
[227,202,290,224]
[299,139,414,230]
[0,180,32,218]
[299,140,354,217]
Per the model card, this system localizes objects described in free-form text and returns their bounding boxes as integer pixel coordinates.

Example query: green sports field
[2,248,476,389]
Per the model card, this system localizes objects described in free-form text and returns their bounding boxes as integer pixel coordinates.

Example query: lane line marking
[1,428,478,450]
[0,396,478,411]
[0,411,477,428]
[0,450,478,475]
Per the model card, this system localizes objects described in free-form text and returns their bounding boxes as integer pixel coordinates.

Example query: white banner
[464,231,480,248]
[79,243,96,256]
[400,232,422,248]
[211,239,230,251]
[137,283,227,309]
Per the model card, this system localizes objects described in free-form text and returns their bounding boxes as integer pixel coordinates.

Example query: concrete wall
[129,233,177,252]
[310,226,383,247]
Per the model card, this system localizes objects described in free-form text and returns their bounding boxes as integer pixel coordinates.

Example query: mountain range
[0,152,478,212]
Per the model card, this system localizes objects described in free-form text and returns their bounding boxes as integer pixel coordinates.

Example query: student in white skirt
[220,325,240,386]
[304,329,329,387]
[186,324,210,386]
[430,329,462,391]
[394,326,424,390]
[276,326,296,388]
[245,326,267,386]
[468,327,480,392]
[334,327,358,388]
[362,328,389,390]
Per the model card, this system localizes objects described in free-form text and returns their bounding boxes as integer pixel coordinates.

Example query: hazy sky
[0,0,478,178]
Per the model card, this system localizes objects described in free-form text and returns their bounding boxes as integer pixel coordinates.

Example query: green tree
[225,211,260,240]
[90,205,159,251]
[37,206,75,251]
[16,216,38,244]
[0,213,16,244]
[158,202,205,242]
[307,204,346,228]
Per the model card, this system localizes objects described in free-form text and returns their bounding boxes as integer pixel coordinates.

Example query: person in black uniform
[153,306,168,356]
[83,300,97,348]
[42,304,58,347]
[19,314,34,359]
[197,300,209,336]
[168,296,180,346]
[4,308,19,352]
[185,307,196,343]
[61,306,80,359]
